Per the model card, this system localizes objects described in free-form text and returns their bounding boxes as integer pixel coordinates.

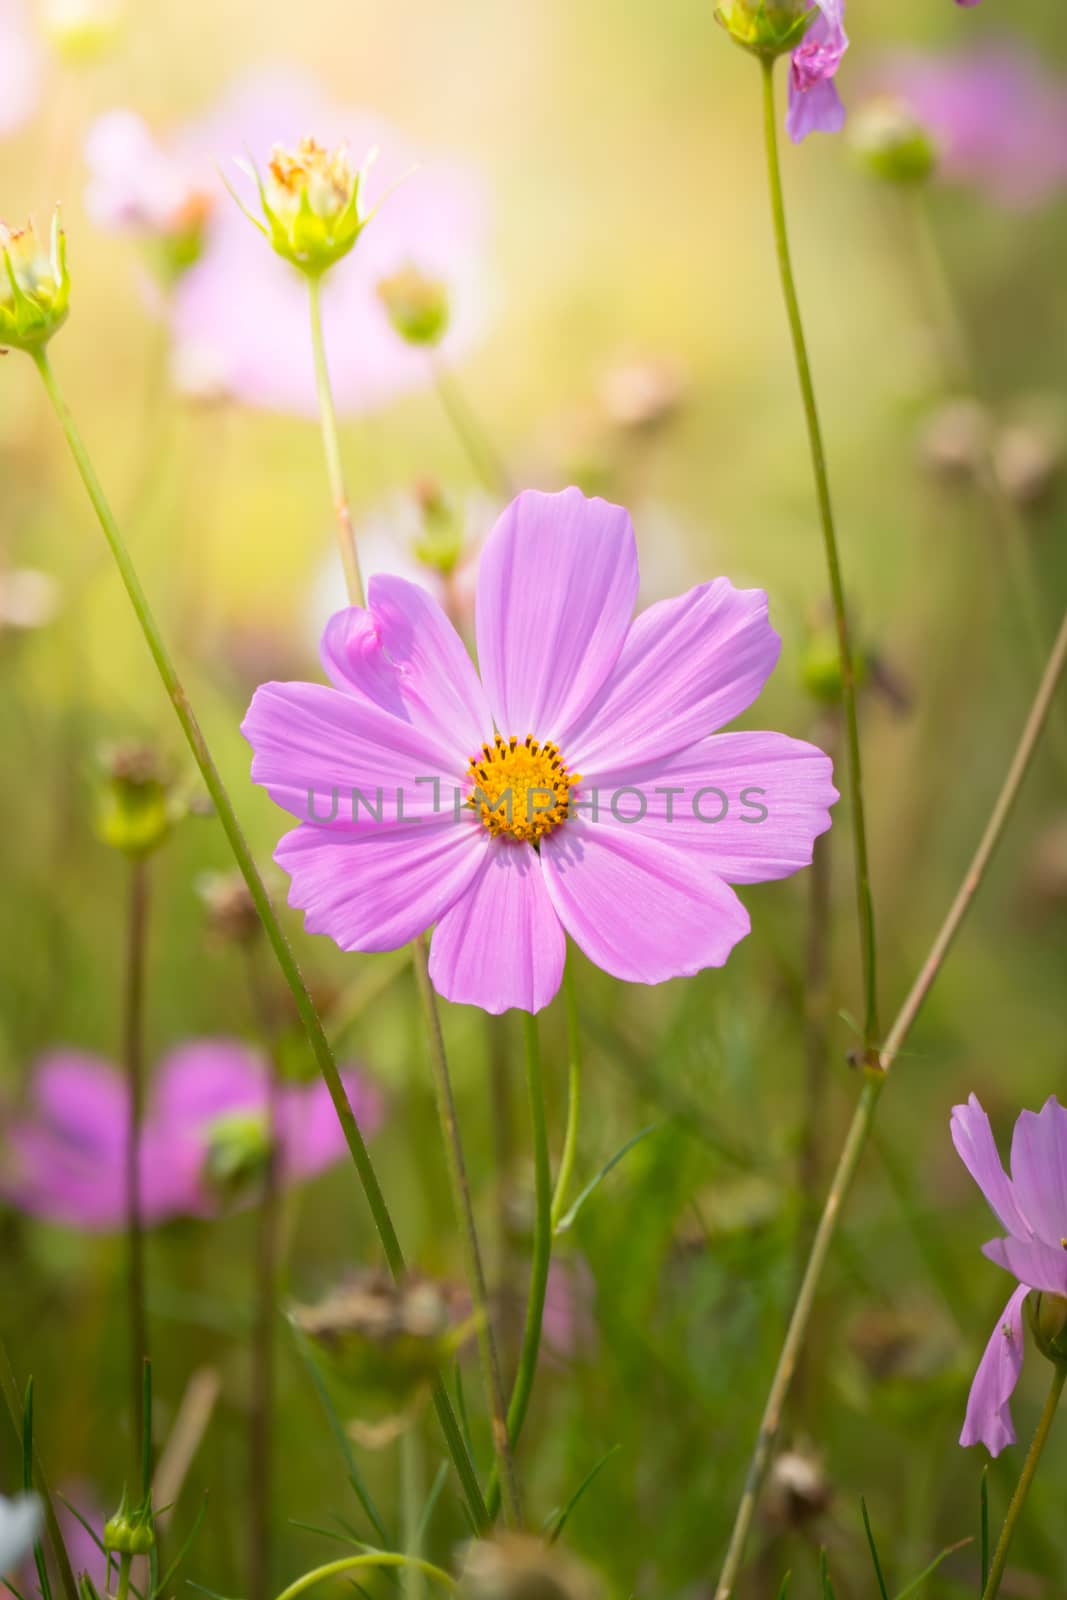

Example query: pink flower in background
[952,1094,1067,1456]
[167,67,490,414]
[3,1041,383,1230]
[870,46,1067,208]
[787,0,848,143]
[0,0,40,137]
[243,487,837,1015]
[84,109,213,238]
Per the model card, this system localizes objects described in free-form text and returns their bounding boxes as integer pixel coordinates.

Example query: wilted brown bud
[917,398,990,481]
[196,871,261,945]
[599,356,686,433]
[763,1448,832,1531]
[993,420,1065,509]
[457,1535,605,1600]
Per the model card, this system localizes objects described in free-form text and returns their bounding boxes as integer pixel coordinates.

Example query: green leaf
[554,1124,661,1233]
[892,1538,972,1599]
[414,1463,448,1551]
[777,1577,792,1600]
[290,1329,390,1547]
[544,1445,620,1544]
[980,1466,989,1594]
[861,1498,890,1600]
[23,1381,52,1600]
[156,1493,209,1595]
[819,1549,837,1599]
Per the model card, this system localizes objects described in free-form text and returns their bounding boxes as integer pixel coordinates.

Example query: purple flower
[167,67,489,413]
[0,0,40,138]
[3,1040,383,1230]
[870,46,1067,208]
[242,487,837,1016]
[84,109,213,239]
[952,1093,1067,1455]
[787,0,848,144]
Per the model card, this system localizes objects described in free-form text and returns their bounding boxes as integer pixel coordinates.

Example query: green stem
[29,345,486,1535]
[412,936,521,1528]
[245,952,281,1600]
[551,959,582,1234]
[982,1365,1066,1600]
[713,603,1067,1599]
[275,1553,456,1600]
[116,1553,133,1600]
[760,56,879,1053]
[123,856,150,1465]
[486,1010,553,1521]
[400,1427,425,1600]
[308,275,365,608]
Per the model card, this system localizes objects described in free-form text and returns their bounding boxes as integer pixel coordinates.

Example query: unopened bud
[103,1490,155,1556]
[1027,1291,1067,1368]
[292,1273,459,1413]
[599,355,686,433]
[378,267,450,346]
[411,479,465,575]
[42,0,124,63]
[0,212,70,353]
[202,1109,274,1201]
[457,1535,604,1600]
[994,420,1065,509]
[799,625,870,706]
[715,0,813,60]
[236,139,373,277]
[94,742,173,858]
[196,871,261,944]
[850,97,937,185]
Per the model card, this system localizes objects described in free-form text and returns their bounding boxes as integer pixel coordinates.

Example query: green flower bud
[1027,1291,1067,1368]
[201,1109,274,1201]
[94,742,173,858]
[411,479,465,576]
[850,97,938,185]
[42,0,125,64]
[103,1490,155,1556]
[457,1536,604,1600]
[715,0,815,61]
[292,1274,460,1417]
[0,213,70,354]
[237,139,374,278]
[799,627,870,706]
[378,267,450,346]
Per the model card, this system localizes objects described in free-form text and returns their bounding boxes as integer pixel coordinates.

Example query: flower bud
[291,1273,459,1415]
[456,1535,604,1600]
[196,871,261,945]
[850,97,938,185]
[378,267,450,346]
[799,624,870,706]
[239,139,373,278]
[411,479,465,575]
[103,1490,155,1556]
[42,0,124,63]
[0,213,70,353]
[94,742,173,858]
[715,0,814,60]
[1027,1291,1067,1367]
[201,1109,274,1202]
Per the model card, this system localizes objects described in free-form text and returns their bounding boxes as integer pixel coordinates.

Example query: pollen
[466,733,580,844]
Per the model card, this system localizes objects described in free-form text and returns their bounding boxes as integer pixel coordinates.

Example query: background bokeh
[2,0,1066,1595]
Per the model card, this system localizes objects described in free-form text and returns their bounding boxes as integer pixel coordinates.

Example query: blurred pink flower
[870,45,1067,208]
[787,0,848,143]
[242,487,837,1015]
[952,1093,1067,1456]
[0,0,40,137]
[542,1256,597,1363]
[3,1040,383,1230]
[167,67,490,415]
[84,109,213,238]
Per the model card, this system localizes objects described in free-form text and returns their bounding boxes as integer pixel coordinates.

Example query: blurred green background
[2,0,1067,1594]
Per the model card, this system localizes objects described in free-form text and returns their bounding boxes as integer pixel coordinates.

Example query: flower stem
[982,1365,1066,1600]
[486,1010,553,1521]
[116,1553,133,1600]
[551,958,582,1235]
[308,275,365,607]
[275,1552,456,1600]
[431,354,511,497]
[411,935,521,1528]
[29,345,486,1534]
[760,56,879,1054]
[123,855,150,1465]
[245,952,281,1600]
[713,603,1067,1599]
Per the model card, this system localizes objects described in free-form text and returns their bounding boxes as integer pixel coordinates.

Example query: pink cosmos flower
[242,488,837,1015]
[3,1040,383,1230]
[0,0,40,137]
[952,1093,1067,1455]
[167,67,489,415]
[787,0,848,144]
[870,46,1067,209]
[84,109,213,238]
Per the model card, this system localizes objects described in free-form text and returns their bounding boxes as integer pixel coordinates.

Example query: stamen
[465,732,581,844]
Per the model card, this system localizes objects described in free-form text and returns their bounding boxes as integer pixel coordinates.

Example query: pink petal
[952,1094,1032,1240]
[960,1285,1028,1456]
[153,1040,266,1128]
[275,817,489,952]
[277,1068,385,1179]
[541,820,751,984]
[242,680,458,828]
[982,1235,1067,1297]
[1010,1098,1067,1248]
[583,730,836,882]
[319,577,492,755]
[428,839,566,1014]
[563,582,780,775]
[475,489,638,741]
[787,75,845,143]
[27,1052,127,1157]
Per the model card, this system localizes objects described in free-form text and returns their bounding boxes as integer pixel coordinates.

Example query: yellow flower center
[466,734,580,844]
